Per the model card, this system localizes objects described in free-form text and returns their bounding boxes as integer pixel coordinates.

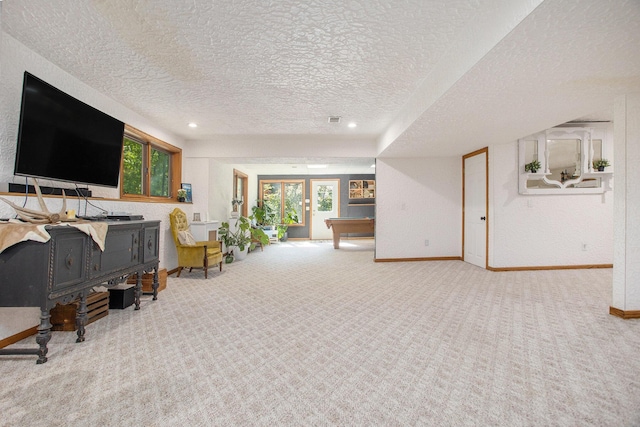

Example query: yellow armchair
[169,208,223,278]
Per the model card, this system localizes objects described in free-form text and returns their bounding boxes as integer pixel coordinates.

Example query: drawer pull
[65,254,74,269]
[147,240,153,250]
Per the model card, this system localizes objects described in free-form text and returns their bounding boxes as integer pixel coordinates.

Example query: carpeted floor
[1,239,639,426]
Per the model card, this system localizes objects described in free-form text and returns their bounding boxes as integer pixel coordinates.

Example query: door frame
[310,178,341,240]
[462,147,489,268]
[233,169,248,217]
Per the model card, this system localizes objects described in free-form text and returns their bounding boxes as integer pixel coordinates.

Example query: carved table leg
[134,272,142,310]
[36,309,52,364]
[76,291,87,343]
[152,267,159,301]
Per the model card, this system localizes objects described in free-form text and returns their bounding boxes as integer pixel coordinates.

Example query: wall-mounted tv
[14,72,125,188]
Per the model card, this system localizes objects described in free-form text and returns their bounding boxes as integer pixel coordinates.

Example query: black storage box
[108,284,135,309]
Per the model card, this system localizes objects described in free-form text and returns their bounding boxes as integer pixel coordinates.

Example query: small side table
[191,220,220,241]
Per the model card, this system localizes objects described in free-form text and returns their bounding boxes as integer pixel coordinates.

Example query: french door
[310,179,340,240]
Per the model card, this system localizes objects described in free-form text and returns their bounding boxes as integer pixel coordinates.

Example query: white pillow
[177,230,196,246]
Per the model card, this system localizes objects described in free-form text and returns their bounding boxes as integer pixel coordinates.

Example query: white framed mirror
[518,125,613,194]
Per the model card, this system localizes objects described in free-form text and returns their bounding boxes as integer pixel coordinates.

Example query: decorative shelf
[519,126,613,195]
[582,171,613,178]
[523,172,550,179]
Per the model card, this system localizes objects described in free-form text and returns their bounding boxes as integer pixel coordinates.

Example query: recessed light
[188,122,198,128]
[348,122,357,128]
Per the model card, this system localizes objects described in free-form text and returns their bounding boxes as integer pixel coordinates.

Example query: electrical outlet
[425,239,429,246]
[582,243,587,251]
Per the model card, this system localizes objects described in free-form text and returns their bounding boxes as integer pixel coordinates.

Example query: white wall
[375,158,462,259]
[612,94,640,311]
[207,159,235,222]
[489,141,614,268]
[182,157,210,220]
[375,143,614,267]
[183,158,260,226]
[185,135,377,159]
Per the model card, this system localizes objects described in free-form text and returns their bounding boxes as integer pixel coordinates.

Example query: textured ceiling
[380,0,640,157]
[2,0,480,138]
[3,0,640,167]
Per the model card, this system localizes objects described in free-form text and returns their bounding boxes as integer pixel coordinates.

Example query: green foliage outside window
[284,182,303,224]
[150,148,170,196]
[122,138,143,195]
[317,185,333,212]
[122,136,171,197]
[260,181,303,226]
[262,183,281,224]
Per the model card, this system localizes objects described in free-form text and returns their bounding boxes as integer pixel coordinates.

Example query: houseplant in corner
[593,159,610,171]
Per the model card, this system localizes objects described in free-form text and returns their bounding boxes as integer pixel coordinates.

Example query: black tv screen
[14,72,125,188]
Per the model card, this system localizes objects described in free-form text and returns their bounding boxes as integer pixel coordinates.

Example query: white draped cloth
[0,220,108,253]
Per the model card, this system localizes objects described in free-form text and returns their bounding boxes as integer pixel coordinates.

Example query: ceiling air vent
[328,116,341,124]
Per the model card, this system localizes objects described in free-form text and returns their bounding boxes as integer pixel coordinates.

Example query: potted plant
[278,208,299,241]
[177,188,187,202]
[231,197,243,217]
[251,202,278,229]
[218,221,235,259]
[219,218,248,260]
[525,160,541,173]
[219,216,268,260]
[593,159,611,171]
[250,225,269,250]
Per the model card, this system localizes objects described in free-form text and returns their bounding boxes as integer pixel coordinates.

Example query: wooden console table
[0,220,160,363]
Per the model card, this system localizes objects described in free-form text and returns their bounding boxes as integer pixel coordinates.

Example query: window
[259,180,304,225]
[316,185,333,212]
[121,125,182,201]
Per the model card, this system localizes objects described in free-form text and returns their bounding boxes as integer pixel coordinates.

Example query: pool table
[324,217,375,249]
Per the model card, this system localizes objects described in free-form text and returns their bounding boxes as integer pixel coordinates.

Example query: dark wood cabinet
[0,220,160,363]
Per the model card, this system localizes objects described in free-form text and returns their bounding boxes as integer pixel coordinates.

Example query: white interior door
[311,179,339,240]
[464,151,487,268]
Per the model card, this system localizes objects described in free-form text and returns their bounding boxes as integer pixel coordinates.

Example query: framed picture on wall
[181,183,192,203]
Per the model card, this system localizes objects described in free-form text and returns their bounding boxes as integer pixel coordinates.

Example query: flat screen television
[14,72,125,188]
